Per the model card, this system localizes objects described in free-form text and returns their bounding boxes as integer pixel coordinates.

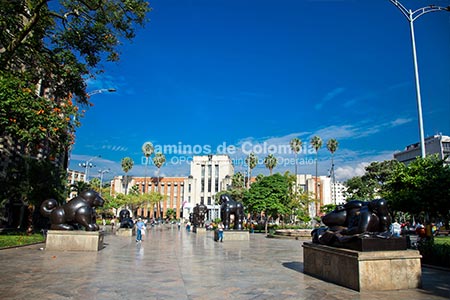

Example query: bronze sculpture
[192,201,208,228]
[118,209,134,229]
[219,194,244,230]
[40,190,104,231]
[312,199,394,247]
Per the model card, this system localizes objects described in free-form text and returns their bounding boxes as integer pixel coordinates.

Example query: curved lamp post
[389,1,450,158]
[98,168,110,195]
[79,155,101,182]
[87,88,117,96]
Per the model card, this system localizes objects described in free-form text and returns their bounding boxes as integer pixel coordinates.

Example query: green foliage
[153,152,166,169]
[121,157,134,174]
[321,204,337,214]
[0,232,45,248]
[326,138,338,154]
[385,155,450,221]
[417,238,450,268]
[0,0,151,103]
[166,208,176,220]
[232,172,245,189]
[263,154,277,175]
[0,71,80,152]
[243,173,290,221]
[345,160,400,200]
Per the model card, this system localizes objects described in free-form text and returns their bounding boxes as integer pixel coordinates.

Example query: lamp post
[79,155,100,182]
[388,1,450,158]
[87,88,117,96]
[98,168,110,195]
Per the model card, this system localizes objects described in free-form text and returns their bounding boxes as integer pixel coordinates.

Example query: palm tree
[232,172,245,188]
[263,154,277,175]
[245,152,258,188]
[310,136,322,216]
[290,137,302,192]
[121,157,134,195]
[153,152,166,219]
[142,141,154,217]
[326,138,338,204]
[142,141,154,194]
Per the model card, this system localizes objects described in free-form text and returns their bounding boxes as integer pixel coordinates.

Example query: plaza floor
[0,225,449,300]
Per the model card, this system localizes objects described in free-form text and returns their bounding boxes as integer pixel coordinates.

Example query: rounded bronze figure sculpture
[118,209,134,228]
[192,202,208,228]
[312,199,392,246]
[40,190,104,231]
[219,194,244,230]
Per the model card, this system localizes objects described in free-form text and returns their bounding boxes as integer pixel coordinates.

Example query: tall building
[110,154,234,220]
[296,174,333,217]
[394,134,450,165]
[111,176,186,220]
[185,155,234,220]
[67,169,86,199]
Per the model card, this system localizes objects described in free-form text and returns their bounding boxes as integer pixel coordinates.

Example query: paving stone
[0,226,449,299]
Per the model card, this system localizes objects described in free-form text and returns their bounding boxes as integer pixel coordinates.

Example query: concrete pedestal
[45,230,104,251]
[195,227,207,234]
[116,228,135,237]
[302,242,422,291]
[214,230,249,241]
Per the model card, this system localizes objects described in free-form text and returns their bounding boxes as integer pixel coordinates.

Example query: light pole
[389,1,450,158]
[98,168,110,195]
[87,88,117,96]
[79,155,100,182]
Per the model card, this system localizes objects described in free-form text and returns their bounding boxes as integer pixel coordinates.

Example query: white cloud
[315,87,346,110]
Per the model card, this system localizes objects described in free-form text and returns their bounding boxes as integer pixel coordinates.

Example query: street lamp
[98,169,110,195]
[87,88,117,96]
[79,155,101,182]
[389,1,450,158]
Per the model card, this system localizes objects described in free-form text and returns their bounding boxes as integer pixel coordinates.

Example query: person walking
[218,221,224,242]
[135,218,145,242]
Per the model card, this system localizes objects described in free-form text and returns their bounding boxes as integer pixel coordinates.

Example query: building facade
[109,154,234,220]
[296,174,334,217]
[394,134,450,165]
[184,155,234,220]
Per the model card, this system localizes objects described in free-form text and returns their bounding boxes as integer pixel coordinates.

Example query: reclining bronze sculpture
[312,199,393,248]
[40,190,104,231]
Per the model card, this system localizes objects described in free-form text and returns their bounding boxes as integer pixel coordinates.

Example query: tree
[121,157,134,195]
[385,155,450,225]
[0,0,151,104]
[0,0,150,231]
[264,154,277,175]
[166,208,176,220]
[142,141,154,194]
[345,160,400,200]
[243,173,290,234]
[326,138,338,203]
[232,172,245,189]
[245,152,258,189]
[289,137,302,189]
[310,135,322,216]
[153,152,166,218]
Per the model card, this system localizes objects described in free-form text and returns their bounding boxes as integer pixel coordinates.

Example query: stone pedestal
[195,227,207,234]
[116,228,134,237]
[302,242,422,291]
[216,230,249,241]
[45,230,104,251]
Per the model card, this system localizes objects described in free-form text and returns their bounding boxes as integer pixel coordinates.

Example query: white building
[183,155,234,220]
[394,134,450,165]
[296,174,333,217]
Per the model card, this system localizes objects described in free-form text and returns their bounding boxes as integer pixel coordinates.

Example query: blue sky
[69,0,450,182]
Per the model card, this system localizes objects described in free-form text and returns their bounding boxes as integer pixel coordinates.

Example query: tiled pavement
[1,225,449,300]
